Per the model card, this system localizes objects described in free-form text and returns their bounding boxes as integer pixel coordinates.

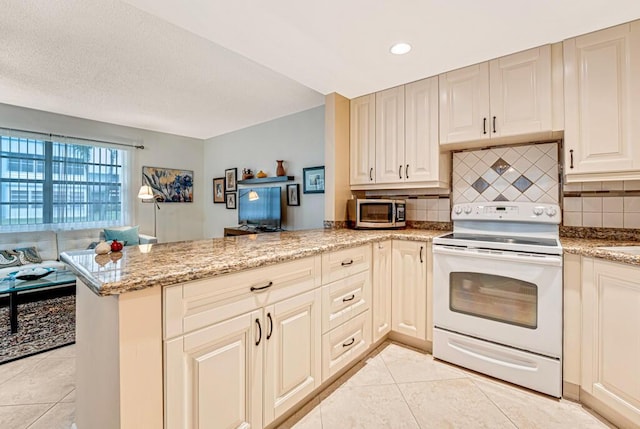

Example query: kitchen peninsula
[61,228,445,429]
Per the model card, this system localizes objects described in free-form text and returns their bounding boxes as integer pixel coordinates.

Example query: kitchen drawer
[164,255,321,339]
[321,244,371,284]
[321,271,371,333]
[322,310,371,381]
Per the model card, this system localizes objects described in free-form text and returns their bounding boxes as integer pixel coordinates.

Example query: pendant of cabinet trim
[350,76,450,190]
[564,20,640,181]
[439,45,553,148]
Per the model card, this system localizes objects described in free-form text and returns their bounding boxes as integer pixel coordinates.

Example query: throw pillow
[104,226,140,246]
[0,246,43,268]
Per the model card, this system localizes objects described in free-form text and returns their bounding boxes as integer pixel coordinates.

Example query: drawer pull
[342,294,356,302]
[255,318,262,346]
[419,246,424,263]
[342,337,355,348]
[266,312,273,340]
[341,260,354,267]
[250,281,273,292]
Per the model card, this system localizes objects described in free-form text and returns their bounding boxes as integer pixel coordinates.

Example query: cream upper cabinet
[350,94,376,185]
[391,240,428,340]
[351,79,449,189]
[264,289,322,426]
[440,45,552,147]
[372,240,392,342]
[375,86,405,183]
[439,63,491,144]
[581,258,640,426]
[405,77,447,184]
[564,21,640,181]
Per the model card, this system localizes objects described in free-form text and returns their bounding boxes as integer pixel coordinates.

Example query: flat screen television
[238,187,282,229]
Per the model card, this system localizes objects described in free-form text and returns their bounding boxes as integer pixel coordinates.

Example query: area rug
[0,295,75,364]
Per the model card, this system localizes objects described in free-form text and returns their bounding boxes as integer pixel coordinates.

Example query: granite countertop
[60,228,447,296]
[560,237,640,267]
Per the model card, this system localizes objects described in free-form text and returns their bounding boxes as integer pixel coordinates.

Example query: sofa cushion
[0,231,58,262]
[104,226,140,246]
[56,228,103,254]
[0,247,43,268]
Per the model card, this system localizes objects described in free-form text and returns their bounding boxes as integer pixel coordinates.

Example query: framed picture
[225,168,237,192]
[303,166,325,194]
[225,192,236,209]
[142,166,193,202]
[287,184,300,206]
[213,177,225,203]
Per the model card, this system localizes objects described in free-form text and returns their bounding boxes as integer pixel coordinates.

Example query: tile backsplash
[452,142,559,204]
[406,197,451,222]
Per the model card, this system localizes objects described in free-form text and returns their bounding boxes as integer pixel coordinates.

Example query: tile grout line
[469,376,521,429]
[24,402,58,429]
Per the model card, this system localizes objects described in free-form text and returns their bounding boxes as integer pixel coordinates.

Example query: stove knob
[546,207,557,217]
[454,206,462,215]
[533,207,544,216]
[463,206,472,214]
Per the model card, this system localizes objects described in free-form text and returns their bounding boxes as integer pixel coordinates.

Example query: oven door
[433,245,562,358]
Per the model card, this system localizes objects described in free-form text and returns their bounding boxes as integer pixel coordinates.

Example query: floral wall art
[142,166,193,202]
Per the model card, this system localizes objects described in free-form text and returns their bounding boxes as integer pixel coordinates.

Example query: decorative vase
[276,160,285,177]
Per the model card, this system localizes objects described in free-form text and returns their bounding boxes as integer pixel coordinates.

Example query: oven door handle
[433,245,562,267]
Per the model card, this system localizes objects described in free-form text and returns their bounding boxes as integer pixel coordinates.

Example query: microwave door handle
[433,246,562,267]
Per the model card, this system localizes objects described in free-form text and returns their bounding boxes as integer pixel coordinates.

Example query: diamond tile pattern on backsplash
[453,142,559,204]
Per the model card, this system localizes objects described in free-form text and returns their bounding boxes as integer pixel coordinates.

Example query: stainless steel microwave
[347,199,406,229]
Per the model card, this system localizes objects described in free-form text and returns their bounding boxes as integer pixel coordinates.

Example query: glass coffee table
[0,270,76,334]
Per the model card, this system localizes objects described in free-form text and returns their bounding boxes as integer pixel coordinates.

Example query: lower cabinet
[322,310,371,381]
[372,240,392,342]
[164,309,263,429]
[391,240,428,340]
[581,258,640,426]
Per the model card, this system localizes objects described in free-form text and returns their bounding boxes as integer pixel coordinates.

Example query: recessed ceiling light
[390,42,412,55]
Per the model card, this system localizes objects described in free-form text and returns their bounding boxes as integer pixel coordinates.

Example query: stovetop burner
[437,233,559,247]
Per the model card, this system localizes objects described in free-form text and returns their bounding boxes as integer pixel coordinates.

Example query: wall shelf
[237,176,294,185]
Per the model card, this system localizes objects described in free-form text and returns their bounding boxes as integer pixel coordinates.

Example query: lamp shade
[248,190,260,201]
[137,185,154,200]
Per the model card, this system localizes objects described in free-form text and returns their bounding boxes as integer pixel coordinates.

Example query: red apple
[110,240,124,252]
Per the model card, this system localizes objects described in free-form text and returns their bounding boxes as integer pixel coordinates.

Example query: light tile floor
[282,342,615,429]
[0,345,75,429]
[0,342,615,429]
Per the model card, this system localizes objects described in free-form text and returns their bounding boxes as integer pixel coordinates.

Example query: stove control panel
[451,201,561,224]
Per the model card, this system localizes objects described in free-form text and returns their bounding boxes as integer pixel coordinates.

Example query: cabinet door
[164,309,262,429]
[405,77,440,183]
[391,240,428,340]
[489,45,552,138]
[375,86,405,183]
[372,240,392,342]
[263,289,322,425]
[439,63,491,145]
[350,94,376,185]
[564,21,640,178]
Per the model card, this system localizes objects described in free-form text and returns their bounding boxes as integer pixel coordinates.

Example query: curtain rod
[0,126,145,149]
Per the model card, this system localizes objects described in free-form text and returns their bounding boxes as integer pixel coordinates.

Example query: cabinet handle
[405,164,409,179]
[266,312,273,340]
[341,259,354,267]
[250,281,273,292]
[399,165,402,179]
[419,246,424,263]
[342,338,355,348]
[483,117,487,135]
[569,149,574,169]
[342,294,355,302]
[255,318,262,346]
[492,116,496,133]
[369,167,373,181]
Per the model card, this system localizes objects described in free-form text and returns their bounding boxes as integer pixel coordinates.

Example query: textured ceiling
[2,1,640,139]
[0,0,324,139]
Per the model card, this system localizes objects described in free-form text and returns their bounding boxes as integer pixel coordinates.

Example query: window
[0,135,128,228]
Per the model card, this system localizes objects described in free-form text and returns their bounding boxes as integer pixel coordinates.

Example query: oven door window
[449,272,537,329]
[360,203,392,223]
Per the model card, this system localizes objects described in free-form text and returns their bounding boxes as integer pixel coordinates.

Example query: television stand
[223,227,281,237]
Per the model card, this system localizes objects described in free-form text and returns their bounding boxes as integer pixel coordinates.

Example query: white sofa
[0,228,157,278]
